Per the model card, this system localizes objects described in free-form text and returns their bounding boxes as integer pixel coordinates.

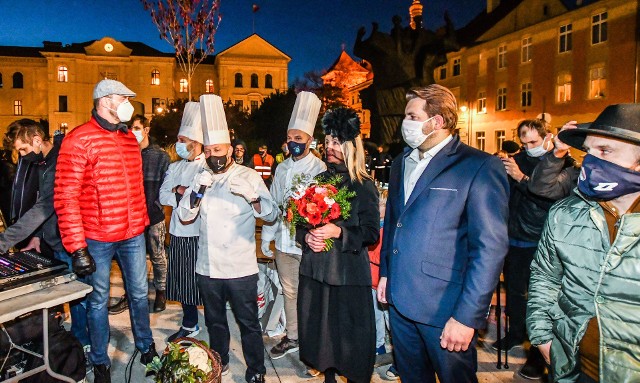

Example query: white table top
[0,280,92,323]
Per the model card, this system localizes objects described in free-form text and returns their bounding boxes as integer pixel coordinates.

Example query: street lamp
[459,102,473,146]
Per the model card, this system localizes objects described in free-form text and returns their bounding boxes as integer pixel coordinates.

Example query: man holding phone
[500,119,576,379]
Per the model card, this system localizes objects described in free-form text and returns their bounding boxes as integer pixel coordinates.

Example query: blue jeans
[85,234,153,366]
[54,250,90,347]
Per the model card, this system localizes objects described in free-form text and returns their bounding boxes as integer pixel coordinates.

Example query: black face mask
[207,155,229,173]
[22,151,44,163]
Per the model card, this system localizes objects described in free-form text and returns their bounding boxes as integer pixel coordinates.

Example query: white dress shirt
[261,153,326,254]
[403,135,453,204]
[177,163,279,279]
[159,153,206,237]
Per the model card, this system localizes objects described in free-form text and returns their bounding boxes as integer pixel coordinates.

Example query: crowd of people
[1,77,639,383]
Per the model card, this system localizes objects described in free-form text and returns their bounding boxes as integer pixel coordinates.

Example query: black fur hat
[321,107,361,142]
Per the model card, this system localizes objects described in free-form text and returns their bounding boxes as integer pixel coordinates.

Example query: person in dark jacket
[296,107,379,383]
[0,149,16,223]
[4,120,40,250]
[109,115,170,315]
[0,119,90,351]
[232,139,253,167]
[499,119,577,380]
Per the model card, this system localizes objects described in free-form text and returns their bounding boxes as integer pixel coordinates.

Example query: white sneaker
[306,368,321,377]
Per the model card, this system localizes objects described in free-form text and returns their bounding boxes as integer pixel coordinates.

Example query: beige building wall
[0,34,288,137]
[436,0,639,154]
[214,34,290,112]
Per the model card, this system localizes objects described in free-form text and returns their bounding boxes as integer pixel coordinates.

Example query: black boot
[108,294,128,315]
[153,290,166,312]
[141,342,159,376]
[94,364,111,383]
[518,346,546,380]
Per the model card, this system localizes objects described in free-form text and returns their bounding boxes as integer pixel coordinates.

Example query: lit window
[235,73,243,88]
[265,74,273,89]
[477,91,487,113]
[235,100,243,110]
[151,69,160,85]
[250,100,259,112]
[556,74,572,103]
[57,66,68,82]
[59,95,68,112]
[476,131,486,151]
[496,130,506,151]
[559,24,572,53]
[589,66,606,99]
[521,37,532,63]
[497,45,507,69]
[14,100,22,116]
[13,72,23,88]
[251,74,258,88]
[453,58,461,76]
[438,65,447,80]
[497,87,507,111]
[521,82,532,107]
[179,78,188,93]
[592,12,608,45]
[205,79,214,93]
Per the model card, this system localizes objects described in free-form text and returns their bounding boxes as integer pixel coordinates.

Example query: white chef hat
[287,91,321,137]
[200,94,230,146]
[178,102,204,143]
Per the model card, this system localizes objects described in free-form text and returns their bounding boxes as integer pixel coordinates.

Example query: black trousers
[389,305,478,383]
[504,245,537,343]
[197,273,265,381]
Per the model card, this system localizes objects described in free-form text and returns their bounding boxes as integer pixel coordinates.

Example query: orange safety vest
[253,153,274,179]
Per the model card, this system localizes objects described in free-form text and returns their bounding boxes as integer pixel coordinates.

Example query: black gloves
[71,247,96,276]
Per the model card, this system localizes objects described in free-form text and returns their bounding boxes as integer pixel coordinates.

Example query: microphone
[193,168,213,208]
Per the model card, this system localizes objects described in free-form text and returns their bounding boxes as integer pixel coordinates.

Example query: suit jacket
[380,136,509,329]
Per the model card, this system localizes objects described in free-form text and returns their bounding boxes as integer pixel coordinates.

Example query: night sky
[1,0,485,81]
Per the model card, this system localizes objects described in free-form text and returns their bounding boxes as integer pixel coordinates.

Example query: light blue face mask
[175,142,191,159]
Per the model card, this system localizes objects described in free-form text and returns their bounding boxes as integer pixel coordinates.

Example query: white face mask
[175,142,191,159]
[107,98,135,122]
[525,136,551,158]
[132,130,144,144]
[401,116,436,149]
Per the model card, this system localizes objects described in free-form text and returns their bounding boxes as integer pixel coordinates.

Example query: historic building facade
[322,50,373,138]
[436,0,639,153]
[0,34,289,136]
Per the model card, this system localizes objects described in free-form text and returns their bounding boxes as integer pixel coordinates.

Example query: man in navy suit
[377,85,509,383]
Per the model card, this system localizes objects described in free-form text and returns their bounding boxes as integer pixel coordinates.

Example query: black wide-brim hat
[558,104,640,150]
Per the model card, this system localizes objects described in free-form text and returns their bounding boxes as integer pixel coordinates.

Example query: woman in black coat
[296,108,380,383]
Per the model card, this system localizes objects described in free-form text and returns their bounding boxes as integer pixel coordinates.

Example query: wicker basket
[160,337,222,383]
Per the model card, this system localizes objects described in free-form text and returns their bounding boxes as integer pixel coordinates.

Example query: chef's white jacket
[159,153,206,237]
[177,163,278,279]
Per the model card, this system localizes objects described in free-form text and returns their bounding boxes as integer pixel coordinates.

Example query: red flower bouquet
[286,175,356,251]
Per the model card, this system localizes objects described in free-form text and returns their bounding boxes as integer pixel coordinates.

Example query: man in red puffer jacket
[54,79,157,383]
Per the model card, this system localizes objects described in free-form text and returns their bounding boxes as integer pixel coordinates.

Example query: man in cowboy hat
[527,104,640,383]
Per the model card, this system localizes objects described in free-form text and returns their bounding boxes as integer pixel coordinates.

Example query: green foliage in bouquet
[146,341,211,383]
